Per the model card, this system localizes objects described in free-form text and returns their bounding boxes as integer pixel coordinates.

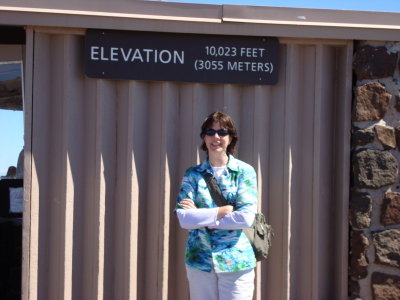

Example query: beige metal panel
[141,82,162,300]
[1,3,400,41]
[312,44,338,299]
[113,81,139,300]
[0,1,222,23]
[223,5,400,29]
[262,44,288,300]
[0,45,24,61]
[1,1,400,29]
[285,43,316,299]
[22,27,35,300]
[30,31,53,300]
[24,28,352,300]
[81,78,107,300]
[32,33,85,300]
[97,80,118,300]
[118,81,150,300]
[333,41,352,300]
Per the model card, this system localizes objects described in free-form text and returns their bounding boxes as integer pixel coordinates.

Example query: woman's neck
[209,153,229,167]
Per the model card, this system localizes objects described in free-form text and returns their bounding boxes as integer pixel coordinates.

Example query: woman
[176,111,258,300]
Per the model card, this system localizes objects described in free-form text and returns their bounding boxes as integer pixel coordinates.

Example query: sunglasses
[204,129,230,137]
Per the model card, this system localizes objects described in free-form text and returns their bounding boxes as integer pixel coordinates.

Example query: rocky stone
[371,272,400,300]
[349,230,369,279]
[352,150,398,189]
[374,125,396,149]
[395,127,400,151]
[353,45,398,80]
[353,82,392,121]
[352,128,375,146]
[381,192,400,226]
[372,229,400,268]
[350,191,372,229]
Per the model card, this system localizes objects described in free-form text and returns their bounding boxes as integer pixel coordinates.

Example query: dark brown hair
[200,111,238,155]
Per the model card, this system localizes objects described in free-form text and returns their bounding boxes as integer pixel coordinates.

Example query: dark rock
[372,229,400,268]
[349,230,369,279]
[352,128,375,146]
[395,127,400,151]
[395,95,400,113]
[349,277,360,297]
[353,150,398,189]
[353,45,398,80]
[371,272,400,300]
[353,82,391,121]
[350,191,372,229]
[381,192,400,226]
[374,125,396,149]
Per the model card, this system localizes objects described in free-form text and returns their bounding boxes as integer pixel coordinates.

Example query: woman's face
[204,121,232,155]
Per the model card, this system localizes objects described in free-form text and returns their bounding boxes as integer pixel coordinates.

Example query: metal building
[0,1,399,299]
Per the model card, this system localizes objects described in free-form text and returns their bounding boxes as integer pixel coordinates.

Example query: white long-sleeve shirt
[176,206,256,230]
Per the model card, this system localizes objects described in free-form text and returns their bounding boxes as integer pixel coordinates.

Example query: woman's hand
[180,199,197,210]
[217,205,234,219]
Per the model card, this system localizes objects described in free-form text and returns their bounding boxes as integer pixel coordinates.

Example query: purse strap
[203,172,229,207]
[204,172,255,246]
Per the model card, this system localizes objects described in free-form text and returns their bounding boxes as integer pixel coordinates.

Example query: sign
[85,29,279,85]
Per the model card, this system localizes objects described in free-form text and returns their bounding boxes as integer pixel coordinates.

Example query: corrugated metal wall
[23,27,352,300]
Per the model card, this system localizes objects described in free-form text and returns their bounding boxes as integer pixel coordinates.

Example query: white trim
[0,5,222,23]
[222,17,400,30]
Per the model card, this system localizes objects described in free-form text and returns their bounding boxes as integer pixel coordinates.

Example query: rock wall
[350,41,400,299]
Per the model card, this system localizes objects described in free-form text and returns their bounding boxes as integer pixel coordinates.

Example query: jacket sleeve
[176,208,219,229]
[207,208,256,229]
[176,167,196,210]
[176,168,220,229]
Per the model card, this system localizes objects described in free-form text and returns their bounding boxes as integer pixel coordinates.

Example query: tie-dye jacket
[176,155,258,273]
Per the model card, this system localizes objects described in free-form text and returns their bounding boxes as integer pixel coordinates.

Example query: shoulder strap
[203,173,229,207]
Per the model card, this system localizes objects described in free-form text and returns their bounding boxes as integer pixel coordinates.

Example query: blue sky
[0,62,23,176]
[0,110,23,176]
[1,1,400,176]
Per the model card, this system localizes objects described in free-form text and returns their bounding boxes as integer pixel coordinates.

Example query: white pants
[186,266,255,300]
